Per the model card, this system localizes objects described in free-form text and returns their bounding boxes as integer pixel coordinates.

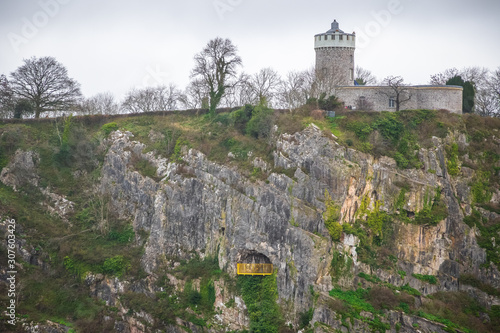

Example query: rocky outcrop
[95,125,500,330]
[2,123,499,332]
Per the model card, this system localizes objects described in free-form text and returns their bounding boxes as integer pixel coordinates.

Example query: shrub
[102,255,130,277]
[368,286,399,310]
[238,272,282,333]
[101,122,119,135]
[323,190,342,241]
[246,103,275,139]
[232,104,253,132]
[446,143,460,176]
[412,274,438,284]
[374,112,404,143]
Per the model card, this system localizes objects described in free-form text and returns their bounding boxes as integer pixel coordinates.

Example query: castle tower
[314,19,355,86]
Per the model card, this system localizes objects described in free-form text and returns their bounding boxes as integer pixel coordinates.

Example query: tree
[13,99,34,119]
[379,76,412,111]
[0,74,14,118]
[247,68,280,106]
[80,92,119,115]
[488,67,500,117]
[430,66,496,116]
[191,37,242,116]
[277,70,308,111]
[446,75,475,113]
[180,79,210,110]
[121,85,180,113]
[10,56,82,118]
[355,67,377,85]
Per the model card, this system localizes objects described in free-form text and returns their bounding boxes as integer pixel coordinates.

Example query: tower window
[340,35,343,40]
[389,97,396,108]
[350,69,353,80]
[332,34,335,40]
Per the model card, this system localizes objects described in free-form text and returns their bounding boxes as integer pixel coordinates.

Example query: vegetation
[238,272,282,333]
[323,190,342,241]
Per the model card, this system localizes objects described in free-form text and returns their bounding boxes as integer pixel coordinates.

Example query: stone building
[314,20,355,86]
[315,20,463,114]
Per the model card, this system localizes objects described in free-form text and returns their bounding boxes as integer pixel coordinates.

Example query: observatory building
[314,20,463,114]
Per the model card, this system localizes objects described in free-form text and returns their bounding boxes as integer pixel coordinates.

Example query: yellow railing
[237,263,273,275]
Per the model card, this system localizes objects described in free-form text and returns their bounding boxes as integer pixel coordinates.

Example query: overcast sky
[1,0,499,101]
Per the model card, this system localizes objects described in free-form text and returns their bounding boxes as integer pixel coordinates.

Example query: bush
[238,272,282,333]
[246,103,275,139]
[101,122,119,135]
[412,274,438,284]
[323,190,342,241]
[102,255,130,277]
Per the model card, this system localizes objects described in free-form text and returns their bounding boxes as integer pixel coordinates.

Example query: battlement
[314,33,356,49]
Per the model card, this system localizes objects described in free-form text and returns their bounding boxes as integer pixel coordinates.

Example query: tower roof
[326,19,344,33]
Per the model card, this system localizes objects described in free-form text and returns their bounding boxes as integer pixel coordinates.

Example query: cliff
[1,109,499,332]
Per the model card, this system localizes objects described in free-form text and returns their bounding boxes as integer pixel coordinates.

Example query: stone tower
[314,20,355,86]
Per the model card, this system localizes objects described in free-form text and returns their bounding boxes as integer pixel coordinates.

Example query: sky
[1,0,499,101]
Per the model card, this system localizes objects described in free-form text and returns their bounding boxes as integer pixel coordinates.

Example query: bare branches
[121,85,180,113]
[355,67,377,85]
[80,92,119,115]
[9,56,82,118]
[0,74,14,118]
[191,37,242,115]
[379,76,412,111]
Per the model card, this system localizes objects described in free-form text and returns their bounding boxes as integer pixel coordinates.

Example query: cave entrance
[236,250,273,276]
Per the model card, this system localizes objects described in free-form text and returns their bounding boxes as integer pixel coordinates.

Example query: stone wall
[334,85,463,113]
[315,47,354,86]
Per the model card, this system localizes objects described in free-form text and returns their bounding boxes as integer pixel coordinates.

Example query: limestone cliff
[1,111,499,333]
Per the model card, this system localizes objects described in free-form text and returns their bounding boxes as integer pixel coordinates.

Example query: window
[350,69,353,80]
[389,97,396,108]
[339,35,343,40]
[332,34,335,40]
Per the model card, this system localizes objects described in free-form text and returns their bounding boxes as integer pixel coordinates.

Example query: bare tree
[80,92,119,115]
[484,67,500,117]
[121,85,180,113]
[217,72,252,108]
[379,76,412,111]
[180,79,209,110]
[191,37,242,116]
[277,70,308,111]
[10,56,82,118]
[355,67,377,85]
[0,74,14,118]
[247,68,281,106]
[430,68,460,85]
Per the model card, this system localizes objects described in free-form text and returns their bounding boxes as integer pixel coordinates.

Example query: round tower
[314,19,355,86]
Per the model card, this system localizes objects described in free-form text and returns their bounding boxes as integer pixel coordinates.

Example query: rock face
[2,124,499,332]
[95,125,500,330]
